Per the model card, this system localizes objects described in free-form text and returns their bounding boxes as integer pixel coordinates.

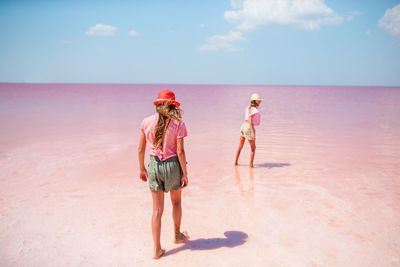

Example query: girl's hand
[181,174,188,188]
[139,169,148,182]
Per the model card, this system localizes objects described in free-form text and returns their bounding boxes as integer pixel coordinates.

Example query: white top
[245,106,260,126]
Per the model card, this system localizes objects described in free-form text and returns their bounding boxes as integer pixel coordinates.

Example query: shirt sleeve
[250,107,259,116]
[177,121,188,138]
[140,119,145,134]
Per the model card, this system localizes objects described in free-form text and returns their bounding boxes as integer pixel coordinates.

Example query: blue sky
[0,0,399,86]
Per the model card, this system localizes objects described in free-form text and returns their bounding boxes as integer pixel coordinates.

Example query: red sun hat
[153,89,181,107]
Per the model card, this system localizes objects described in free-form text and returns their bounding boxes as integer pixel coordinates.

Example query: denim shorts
[147,155,182,192]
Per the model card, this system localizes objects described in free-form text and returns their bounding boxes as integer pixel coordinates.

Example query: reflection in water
[234,166,255,229]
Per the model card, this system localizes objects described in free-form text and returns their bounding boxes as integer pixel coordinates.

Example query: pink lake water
[1,83,400,266]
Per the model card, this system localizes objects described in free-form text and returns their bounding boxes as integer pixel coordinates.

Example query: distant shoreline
[0,82,399,88]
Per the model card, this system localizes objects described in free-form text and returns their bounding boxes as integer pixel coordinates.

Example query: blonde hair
[249,100,259,113]
[154,101,183,148]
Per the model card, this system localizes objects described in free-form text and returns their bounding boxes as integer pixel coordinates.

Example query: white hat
[250,93,263,101]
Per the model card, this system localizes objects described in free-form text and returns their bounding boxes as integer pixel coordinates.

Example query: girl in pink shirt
[235,93,263,168]
[138,90,189,259]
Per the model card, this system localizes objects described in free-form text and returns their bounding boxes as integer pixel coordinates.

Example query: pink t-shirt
[141,113,188,161]
[245,106,260,126]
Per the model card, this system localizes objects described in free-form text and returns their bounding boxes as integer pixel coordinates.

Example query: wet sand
[1,84,400,266]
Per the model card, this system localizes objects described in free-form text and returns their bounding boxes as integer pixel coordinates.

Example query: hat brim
[153,100,181,107]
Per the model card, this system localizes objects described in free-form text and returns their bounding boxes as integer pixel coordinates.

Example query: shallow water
[1,83,400,266]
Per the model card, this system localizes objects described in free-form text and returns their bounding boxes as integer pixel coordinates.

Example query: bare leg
[235,136,246,165]
[151,191,165,259]
[248,139,256,168]
[170,189,188,243]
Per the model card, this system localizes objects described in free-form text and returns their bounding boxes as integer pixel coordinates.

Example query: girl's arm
[177,138,188,188]
[138,131,148,181]
[249,115,255,139]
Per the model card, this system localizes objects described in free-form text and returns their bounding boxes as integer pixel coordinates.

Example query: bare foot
[174,231,189,244]
[249,164,254,168]
[153,248,165,260]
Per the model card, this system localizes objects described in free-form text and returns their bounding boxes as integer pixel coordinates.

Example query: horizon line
[0,81,399,88]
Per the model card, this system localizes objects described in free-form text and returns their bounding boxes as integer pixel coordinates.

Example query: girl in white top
[235,93,262,168]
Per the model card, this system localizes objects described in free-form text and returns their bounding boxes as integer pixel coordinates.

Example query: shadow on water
[254,162,291,168]
[164,231,248,257]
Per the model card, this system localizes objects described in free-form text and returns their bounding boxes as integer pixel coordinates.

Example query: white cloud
[378,3,400,36]
[345,10,361,21]
[85,23,117,36]
[199,24,205,28]
[128,30,138,36]
[224,0,343,31]
[200,31,246,52]
[231,0,243,9]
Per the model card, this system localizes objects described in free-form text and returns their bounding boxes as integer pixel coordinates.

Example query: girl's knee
[171,200,181,208]
[153,207,164,217]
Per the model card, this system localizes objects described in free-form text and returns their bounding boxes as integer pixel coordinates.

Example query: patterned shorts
[240,122,255,140]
